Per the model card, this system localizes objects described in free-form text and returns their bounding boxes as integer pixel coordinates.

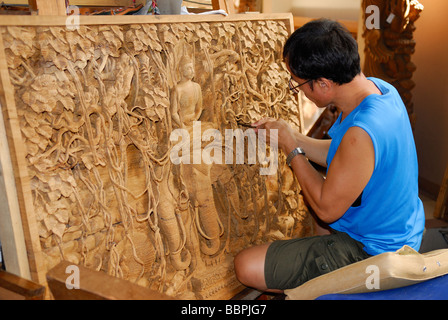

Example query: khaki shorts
[264,231,371,290]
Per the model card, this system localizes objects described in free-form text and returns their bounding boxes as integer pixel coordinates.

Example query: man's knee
[233,244,270,290]
[234,249,250,285]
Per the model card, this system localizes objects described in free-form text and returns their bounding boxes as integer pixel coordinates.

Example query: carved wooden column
[360,0,424,128]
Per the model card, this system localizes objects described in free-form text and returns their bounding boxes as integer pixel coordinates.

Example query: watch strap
[286,147,306,166]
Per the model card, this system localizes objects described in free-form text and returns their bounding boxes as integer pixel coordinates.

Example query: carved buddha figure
[171,56,203,128]
[168,55,224,260]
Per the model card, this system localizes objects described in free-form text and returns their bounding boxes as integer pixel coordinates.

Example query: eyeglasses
[289,77,312,93]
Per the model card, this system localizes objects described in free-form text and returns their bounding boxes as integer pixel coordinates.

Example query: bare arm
[288,131,331,168]
[288,126,374,223]
[254,118,374,224]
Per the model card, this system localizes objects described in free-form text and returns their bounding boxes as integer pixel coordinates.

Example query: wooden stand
[434,163,448,222]
[0,269,45,300]
[47,260,173,300]
[211,0,235,14]
[28,0,67,15]
[1,0,238,15]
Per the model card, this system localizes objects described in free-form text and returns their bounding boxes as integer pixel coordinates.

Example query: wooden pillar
[29,0,67,15]
[0,27,32,281]
[212,0,235,14]
[0,106,31,281]
[0,22,45,286]
[434,163,448,221]
[261,0,272,13]
[359,0,424,128]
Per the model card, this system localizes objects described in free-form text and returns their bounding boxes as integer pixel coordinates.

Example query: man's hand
[252,118,298,155]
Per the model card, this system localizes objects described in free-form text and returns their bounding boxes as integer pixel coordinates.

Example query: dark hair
[283,18,361,85]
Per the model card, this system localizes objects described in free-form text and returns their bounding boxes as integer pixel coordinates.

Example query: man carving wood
[234,19,425,292]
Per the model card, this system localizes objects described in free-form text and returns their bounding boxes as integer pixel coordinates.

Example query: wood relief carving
[0,15,312,299]
[361,0,423,127]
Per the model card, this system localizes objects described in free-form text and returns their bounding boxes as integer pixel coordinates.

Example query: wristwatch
[286,147,306,166]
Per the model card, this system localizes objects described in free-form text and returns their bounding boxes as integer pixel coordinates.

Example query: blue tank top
[327,77,425,255]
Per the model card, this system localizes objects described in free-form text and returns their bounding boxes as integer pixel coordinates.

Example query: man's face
[286,61,334,109]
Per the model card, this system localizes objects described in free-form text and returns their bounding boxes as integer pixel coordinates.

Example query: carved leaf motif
[45,197,69,215]
[216,26,227,40]
[55,209,69,224]
[135,29,151,48]
[36,124,52,139]
[222,23,236,34]
[21,91,54,113]
[4,52,22,69]
[102,30,123,51]
[141,25,162,51]
[196,24,213,49]
[5,27,35,59]
[58,95,75,112]
[49,27,67,43]
[23,109,40,128]
[239,24,256,48]
[126,29,145,52]
[153,95,169,108]
[26,140,39,157]
[44,214,66,239]
[160,28,177,44]
[110,25,124,42]
[21,125,41,144]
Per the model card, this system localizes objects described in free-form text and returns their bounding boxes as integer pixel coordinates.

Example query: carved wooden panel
[0,14,313,299]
